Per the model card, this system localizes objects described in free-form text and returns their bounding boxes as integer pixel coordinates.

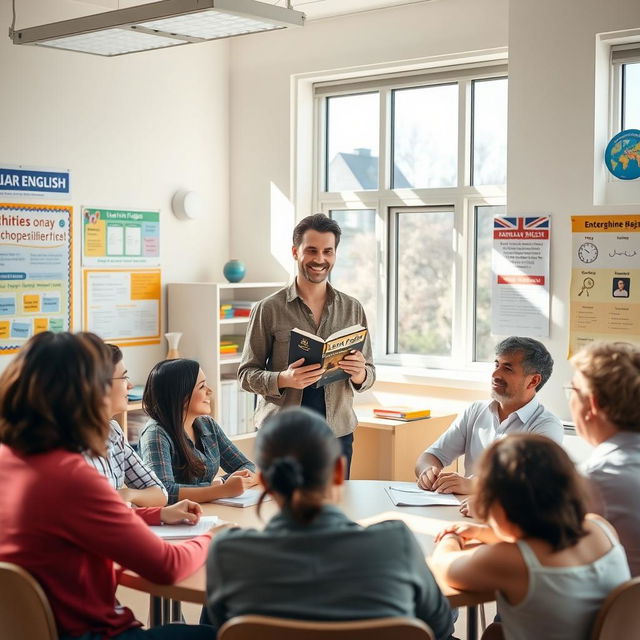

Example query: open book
[288,324,368,388]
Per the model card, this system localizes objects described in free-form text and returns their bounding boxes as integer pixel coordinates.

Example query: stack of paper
[149,515,219,539]
[385,482,460,507]
[213,489,271,508]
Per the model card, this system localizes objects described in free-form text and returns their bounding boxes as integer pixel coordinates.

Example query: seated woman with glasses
[84,343,168,507]
[205,407,454,640]
[0,332,217,640]
[569,341,640,576]
[139,358,257,504]
[431,434,630,640]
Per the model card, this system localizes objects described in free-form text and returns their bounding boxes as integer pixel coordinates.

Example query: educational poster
[0,203,72,353]
[82,207,160,266]
[569,215,640,356]
[491,216,551,336]
[0,165,71,200]
[83,269,161,346]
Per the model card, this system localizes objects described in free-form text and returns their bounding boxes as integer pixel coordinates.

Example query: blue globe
[223,260,246,283]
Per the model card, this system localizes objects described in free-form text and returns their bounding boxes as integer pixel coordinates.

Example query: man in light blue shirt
[415,337,563,495]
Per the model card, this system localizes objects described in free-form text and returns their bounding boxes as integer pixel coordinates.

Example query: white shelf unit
[167,282,284,429]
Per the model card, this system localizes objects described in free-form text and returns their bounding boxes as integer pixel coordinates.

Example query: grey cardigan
[206,505,453,640]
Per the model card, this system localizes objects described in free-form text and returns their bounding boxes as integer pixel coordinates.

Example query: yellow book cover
[373,406,431,420]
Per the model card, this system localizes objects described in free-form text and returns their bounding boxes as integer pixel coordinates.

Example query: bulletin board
[0,202,73,353]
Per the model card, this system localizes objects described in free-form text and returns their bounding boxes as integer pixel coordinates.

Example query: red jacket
[0,446,211,638]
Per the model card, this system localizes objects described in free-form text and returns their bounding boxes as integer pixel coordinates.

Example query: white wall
[228,0,640,422]
[0,0,231,382]
[228,0,509,281]
[508,0,640,420]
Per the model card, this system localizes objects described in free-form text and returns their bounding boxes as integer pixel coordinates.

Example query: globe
[605,129,640,180]
[223,259,246,283]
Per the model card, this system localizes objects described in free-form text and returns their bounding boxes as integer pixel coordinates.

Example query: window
[315,64,508,368]
[611,46,640,134]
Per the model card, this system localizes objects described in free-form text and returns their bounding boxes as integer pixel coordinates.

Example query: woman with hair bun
[205,407,453,640]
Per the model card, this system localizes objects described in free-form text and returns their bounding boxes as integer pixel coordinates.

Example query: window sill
[374,364,491,391]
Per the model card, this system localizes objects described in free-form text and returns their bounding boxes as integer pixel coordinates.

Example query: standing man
[415,336,563,495]
[238,214,375,478]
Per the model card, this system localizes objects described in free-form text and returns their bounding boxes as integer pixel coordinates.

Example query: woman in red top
[0,331,216,640]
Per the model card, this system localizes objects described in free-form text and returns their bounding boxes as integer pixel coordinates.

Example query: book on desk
[373,407,431,421]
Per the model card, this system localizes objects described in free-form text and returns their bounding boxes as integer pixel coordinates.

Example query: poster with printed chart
[0,203,72,353]
[491,216,551,337]
[569,215,640,357]
[83,269,161,347]
[82,207,160,267]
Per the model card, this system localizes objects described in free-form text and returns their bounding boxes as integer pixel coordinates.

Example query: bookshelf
[167,282,285,439]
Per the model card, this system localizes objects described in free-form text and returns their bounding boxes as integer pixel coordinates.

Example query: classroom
[0,1,639,639]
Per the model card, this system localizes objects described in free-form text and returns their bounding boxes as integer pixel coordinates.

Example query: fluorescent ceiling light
[12,0,305,57]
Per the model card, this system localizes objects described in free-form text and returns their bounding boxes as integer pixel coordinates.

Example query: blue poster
[0,165,71,199]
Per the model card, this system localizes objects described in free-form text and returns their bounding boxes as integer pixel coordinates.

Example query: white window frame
[593,30,640,206]
[313,64,507,370]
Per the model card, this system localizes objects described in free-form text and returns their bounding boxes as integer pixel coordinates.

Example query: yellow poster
[82,269,161,346]
[569,215,640,356]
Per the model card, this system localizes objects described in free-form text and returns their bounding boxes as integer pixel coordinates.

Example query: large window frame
[313,63,508,370]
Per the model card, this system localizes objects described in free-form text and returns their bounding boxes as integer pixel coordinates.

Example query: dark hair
[256,407,341,524]
[0,332,113,456]
[292,213,342,248]
[474,434,588,551]
[143,358,205,481]
[107,343,123,366]
[495,336,554,391]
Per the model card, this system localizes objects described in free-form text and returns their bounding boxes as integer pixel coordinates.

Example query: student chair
[218,615,435,640]
[591,577,640,640]
[0,561,58,640]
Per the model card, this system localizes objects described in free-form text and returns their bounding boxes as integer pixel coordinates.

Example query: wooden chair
[0,562,58,640]
[591,577,640,640]
[218,615,435,640]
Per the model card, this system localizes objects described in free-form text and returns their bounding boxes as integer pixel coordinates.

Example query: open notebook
[385,482,460,507]
[149,515,218,539]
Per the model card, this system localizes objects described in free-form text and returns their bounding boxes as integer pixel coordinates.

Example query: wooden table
[120,480,491,639]
[352,414,458,481]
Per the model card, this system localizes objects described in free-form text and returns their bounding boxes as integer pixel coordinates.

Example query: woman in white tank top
[431,434,630,640]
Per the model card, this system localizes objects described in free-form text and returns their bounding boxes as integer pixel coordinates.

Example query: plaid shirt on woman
[138,416,255,504]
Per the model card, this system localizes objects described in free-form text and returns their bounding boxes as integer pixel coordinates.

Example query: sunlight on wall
[270,182,295,275]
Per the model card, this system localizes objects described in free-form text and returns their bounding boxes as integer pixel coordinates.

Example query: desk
[352,414,457,481]
[119,480,492,639]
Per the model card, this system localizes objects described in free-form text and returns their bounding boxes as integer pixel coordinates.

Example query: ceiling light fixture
[11,0,305,57]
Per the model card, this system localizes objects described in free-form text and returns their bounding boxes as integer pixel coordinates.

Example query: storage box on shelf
[167,282,285,443]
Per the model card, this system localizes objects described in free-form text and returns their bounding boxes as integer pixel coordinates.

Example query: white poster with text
[491,216,550,337]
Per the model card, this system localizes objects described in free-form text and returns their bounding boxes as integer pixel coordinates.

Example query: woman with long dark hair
[0,332,216,640]
[205,407,454,640]
[140,358,257,504]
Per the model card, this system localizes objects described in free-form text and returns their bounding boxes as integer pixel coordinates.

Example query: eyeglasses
[112,375,130,382]
[563,384,580,400]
